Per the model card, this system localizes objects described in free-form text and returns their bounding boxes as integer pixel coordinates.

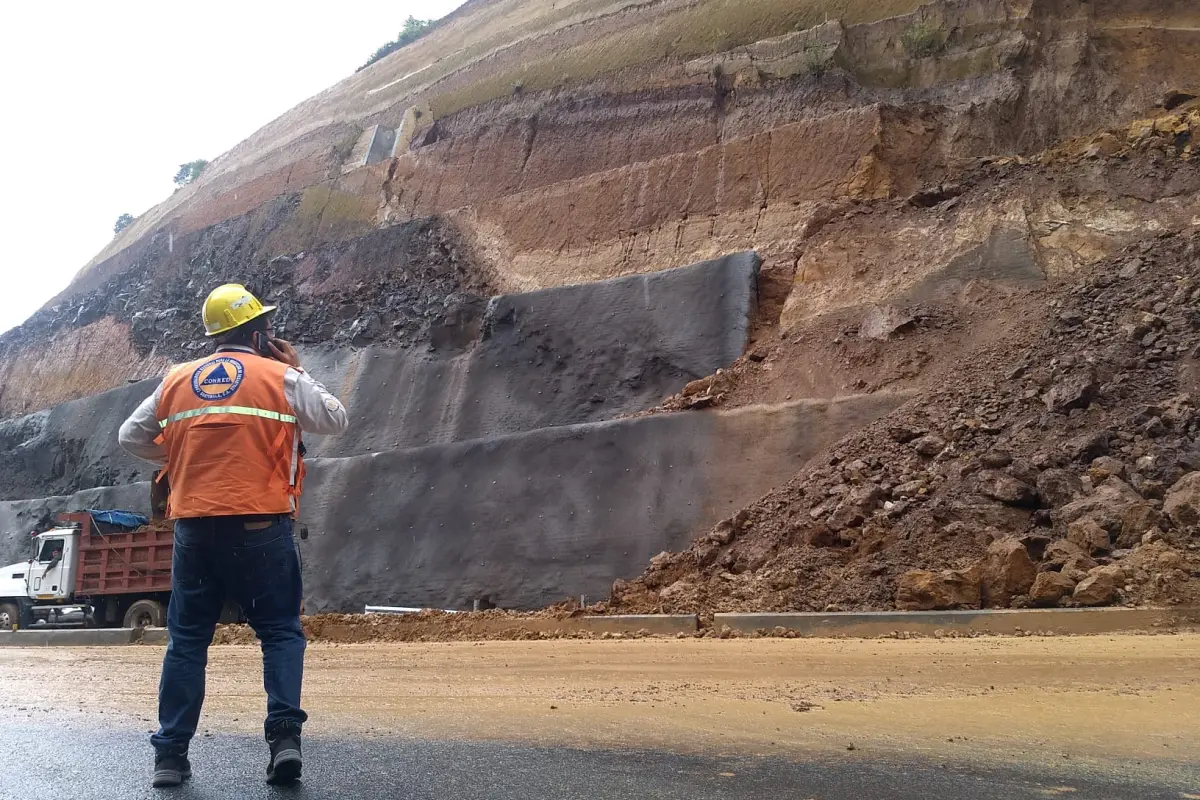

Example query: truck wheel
[0,602,19,631]
[123,600,166,629]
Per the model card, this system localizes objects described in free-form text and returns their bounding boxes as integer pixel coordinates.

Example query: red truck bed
[58,512,173,596]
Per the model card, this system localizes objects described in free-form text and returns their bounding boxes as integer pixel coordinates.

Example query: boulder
[1036,469,1083,507]
[1062,554,1101,584]
[1073,565,1124,606]
[895,566,982,611]
[977,470,1037,506]
[827,485,885,530]
[1116,503,1164,549]
[1065,431,1110,462]
[860,305,917,340]
[982,537,1037,607]
[1089,456,1127,480]
[1163,471,1200,527]
[1054,478,1142,532]
[888,425,925,444]
[913,434,947,458]
[980,450,1013,469]
[1042,539,1094,571]
[1029,572,1077,607]
[1044,368,1099,413]
[1066,517,1112,555]
[892,479,929,498]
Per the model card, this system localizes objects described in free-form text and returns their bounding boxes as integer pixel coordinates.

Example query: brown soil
[1,636,1197,773]
[212,608,603,645]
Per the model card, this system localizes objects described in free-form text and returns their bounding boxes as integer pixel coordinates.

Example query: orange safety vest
[156,350,305,519]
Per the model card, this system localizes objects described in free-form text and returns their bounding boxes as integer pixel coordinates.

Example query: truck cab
[27,528,79,602]
[0,528,83,628]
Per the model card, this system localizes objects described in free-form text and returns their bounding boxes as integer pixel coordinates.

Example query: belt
[235,514,289,524]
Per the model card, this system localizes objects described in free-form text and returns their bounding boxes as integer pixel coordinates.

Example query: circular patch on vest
[191,357,245,401]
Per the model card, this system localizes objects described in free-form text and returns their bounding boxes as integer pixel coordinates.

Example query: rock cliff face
[5,0,1200,417]
[3,0,1200,610]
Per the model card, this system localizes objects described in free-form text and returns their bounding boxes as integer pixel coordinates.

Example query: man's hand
[267,337,302,369]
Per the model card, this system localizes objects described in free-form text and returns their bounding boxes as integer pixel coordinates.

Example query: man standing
[119,284,348,788]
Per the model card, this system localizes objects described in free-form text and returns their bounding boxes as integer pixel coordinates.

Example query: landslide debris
[609,231,1200,616]
[2,216,489,374]
[212,609,617,645]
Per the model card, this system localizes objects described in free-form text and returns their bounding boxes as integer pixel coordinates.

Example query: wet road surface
[1,721,1196,800]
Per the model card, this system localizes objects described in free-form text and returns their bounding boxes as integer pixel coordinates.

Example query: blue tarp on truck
[85,510,148,531]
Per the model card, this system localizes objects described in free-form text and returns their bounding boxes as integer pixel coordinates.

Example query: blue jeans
[151,516,308,757]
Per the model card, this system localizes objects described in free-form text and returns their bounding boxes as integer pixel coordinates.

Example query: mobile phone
[252,331,275,358]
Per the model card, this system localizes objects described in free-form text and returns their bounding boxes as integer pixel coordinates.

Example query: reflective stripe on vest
[158,406,299,429]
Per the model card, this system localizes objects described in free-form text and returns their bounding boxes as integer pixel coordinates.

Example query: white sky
[0,0,464,335]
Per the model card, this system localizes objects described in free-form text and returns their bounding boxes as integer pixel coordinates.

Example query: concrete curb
[714,607,1200,637]
[139,627,170,645]
[0,628,141,647]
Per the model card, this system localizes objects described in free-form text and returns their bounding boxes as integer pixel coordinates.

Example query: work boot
[266,728,303,785]
[151,754,192,788]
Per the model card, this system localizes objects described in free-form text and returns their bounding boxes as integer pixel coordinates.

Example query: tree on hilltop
[358,16,434,71]
[173,159,209,187]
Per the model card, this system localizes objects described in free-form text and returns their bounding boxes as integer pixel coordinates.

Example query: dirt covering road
[0,634,1197,781]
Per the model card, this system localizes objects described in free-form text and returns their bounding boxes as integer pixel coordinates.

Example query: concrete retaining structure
[0,254,760,509]
[315,252,759,455]
[301,393,905,612]
[0,393,905,612]
[714,607,1200,637]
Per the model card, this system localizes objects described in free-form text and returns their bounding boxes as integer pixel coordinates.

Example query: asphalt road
[0,722,1196,800]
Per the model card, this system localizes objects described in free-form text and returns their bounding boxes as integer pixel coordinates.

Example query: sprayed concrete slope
[0,253,757,503]
[0,253,903,607]
[299,393,904,611]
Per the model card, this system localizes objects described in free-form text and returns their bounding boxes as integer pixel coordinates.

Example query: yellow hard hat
[201,284,277,337]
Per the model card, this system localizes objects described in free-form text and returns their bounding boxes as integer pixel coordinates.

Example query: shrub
[901,20,946,59]
[173,159,209,187]
[804,45,829,76]
[113,213,134,236]
[358,16,433,71]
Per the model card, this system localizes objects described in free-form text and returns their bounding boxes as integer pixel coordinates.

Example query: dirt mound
[609,231,1200,616]
[211,607,625,644]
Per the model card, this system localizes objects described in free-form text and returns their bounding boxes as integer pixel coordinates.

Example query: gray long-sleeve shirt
[118,345,349,467]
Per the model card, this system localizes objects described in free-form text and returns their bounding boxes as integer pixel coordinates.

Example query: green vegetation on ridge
[173,159,209,187]
[359,16,435,71]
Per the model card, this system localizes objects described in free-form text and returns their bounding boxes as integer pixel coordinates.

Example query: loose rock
[895,566,982,611]
[1073,565,1124,606]
[1066,517,1112,555]
[977,471,1037,507]
[1163,471,1200,527]
[982,537,1038,607]
[1029,572,1077,607]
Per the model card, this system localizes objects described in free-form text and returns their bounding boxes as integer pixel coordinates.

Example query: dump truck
[1,504,309,631]
[0,511,177,630]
